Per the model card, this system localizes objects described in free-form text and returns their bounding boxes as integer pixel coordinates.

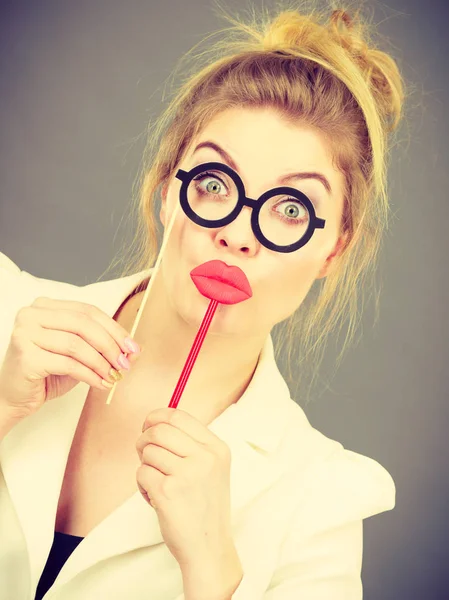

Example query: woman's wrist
[0,399,27,442]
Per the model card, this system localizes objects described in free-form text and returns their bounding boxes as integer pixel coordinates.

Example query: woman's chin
[178,291,227,329]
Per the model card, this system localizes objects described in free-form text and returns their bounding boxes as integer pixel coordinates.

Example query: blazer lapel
[50,397,291,591]
[51,339,324,592]
[0,382,87,592]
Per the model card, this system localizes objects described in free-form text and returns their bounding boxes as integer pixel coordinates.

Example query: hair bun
[259,7,404,133]
[327,9,404,132]
[328,9,370,62]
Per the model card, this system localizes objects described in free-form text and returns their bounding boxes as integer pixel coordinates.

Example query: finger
[136,464,163,501]
[30,297,139,356]
[30,326,128,384]
[136,423,197,461]
[29,340,113,391]
[24,303,136,376]
[141,444,181,476]
[142,407,220,448]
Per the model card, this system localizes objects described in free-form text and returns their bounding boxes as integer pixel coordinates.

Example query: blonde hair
[99,0,408,405]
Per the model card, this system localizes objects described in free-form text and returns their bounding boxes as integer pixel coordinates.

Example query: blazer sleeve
[261,516,364,599]
[258,449,396,600]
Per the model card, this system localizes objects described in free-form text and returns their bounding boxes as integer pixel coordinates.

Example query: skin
[118,106,349,424]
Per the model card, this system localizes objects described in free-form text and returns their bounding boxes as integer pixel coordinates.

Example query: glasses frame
[175,161,326,253]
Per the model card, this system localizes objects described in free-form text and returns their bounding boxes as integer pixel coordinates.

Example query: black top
[35,531,84,600]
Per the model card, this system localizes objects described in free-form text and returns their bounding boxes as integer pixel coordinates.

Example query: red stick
[168,298,219,408]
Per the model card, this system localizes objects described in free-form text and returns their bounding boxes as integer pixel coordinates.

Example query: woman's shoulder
[0,251,22,275]
[0,250,143,307]
[0,251,83,304]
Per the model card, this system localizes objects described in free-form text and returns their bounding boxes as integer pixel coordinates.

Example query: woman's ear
[316,230,350,279]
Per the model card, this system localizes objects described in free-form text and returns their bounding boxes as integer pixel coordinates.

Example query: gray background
[1,0,448,598]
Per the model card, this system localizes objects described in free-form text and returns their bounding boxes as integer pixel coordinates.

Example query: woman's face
[158,106,348,338]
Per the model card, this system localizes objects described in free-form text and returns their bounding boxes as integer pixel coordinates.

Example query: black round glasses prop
[175,162,326,253]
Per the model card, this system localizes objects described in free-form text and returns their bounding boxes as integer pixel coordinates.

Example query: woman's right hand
[0,296,140,418]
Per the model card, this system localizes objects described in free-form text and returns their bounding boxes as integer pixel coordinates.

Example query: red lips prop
[168,260,253,408]
[190,260,252,304]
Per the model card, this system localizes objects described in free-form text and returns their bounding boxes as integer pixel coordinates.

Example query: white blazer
[0,252,396,600]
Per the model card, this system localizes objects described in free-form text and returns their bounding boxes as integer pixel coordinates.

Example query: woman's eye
[204,177,223,194]
[275,198,307,219]
[282,202,301,218]
[193,172,229,195]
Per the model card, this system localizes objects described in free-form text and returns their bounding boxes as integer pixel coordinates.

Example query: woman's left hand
[136,407,235,570]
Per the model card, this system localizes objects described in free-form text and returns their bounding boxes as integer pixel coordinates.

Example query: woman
[0,4,406,599]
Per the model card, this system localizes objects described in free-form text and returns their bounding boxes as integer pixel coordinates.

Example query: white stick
[105,193,181,405]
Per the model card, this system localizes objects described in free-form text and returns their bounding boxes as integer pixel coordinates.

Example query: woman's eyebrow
[192,140,333,197]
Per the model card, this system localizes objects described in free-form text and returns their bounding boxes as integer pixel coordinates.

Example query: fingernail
[117,353,131,370]
[124,337,140,354]
[108,367,124,382]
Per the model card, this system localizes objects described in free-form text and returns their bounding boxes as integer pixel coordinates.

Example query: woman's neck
[113,276,264,424]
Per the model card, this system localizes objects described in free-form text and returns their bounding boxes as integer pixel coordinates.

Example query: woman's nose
[215,207,258,255]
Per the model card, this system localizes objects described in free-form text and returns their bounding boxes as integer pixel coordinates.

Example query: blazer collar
[1,267,323,594]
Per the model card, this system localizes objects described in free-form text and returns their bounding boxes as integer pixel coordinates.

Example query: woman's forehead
[189,109,332,165]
